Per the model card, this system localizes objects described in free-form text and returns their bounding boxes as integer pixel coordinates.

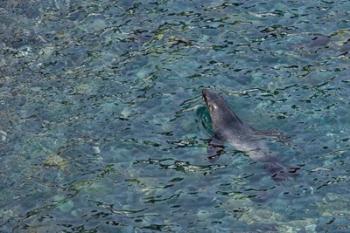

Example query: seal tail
[263,160,299,182]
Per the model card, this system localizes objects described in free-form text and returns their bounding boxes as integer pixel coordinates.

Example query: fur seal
[202,89,297,181]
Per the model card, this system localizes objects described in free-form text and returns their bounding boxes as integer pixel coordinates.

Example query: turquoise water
[1,0,350,232]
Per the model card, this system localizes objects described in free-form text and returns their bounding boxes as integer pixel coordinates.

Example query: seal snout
[202,88,218,104]
[202,88,209,97]
[202,88,209,103]
[202,88,214,102]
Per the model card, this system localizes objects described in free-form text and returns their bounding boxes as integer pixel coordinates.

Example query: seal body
[202,89,294,181]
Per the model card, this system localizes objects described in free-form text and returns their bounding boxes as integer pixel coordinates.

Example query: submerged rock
[43,154,68,170]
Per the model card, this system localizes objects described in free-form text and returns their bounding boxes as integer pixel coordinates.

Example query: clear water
[1,0,350,232]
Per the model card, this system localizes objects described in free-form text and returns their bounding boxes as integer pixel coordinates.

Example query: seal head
[202,88,245,139]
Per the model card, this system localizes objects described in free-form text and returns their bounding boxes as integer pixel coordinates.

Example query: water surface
[1,0,350,232]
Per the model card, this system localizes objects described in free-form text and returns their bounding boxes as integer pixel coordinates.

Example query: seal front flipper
[207,137,225,161]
